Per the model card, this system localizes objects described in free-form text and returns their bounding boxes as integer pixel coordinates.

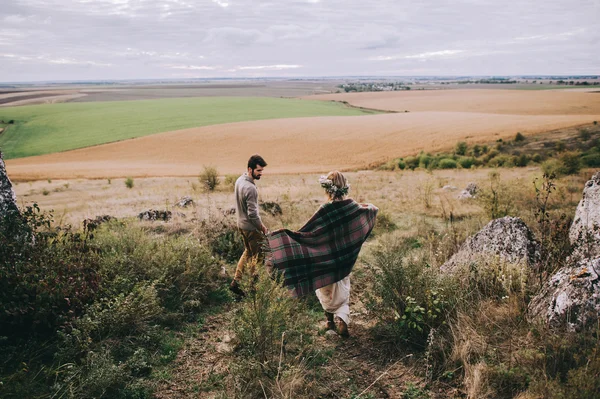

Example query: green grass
[0,97,372,159]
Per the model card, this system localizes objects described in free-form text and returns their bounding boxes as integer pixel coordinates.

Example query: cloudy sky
[1,0,598,82]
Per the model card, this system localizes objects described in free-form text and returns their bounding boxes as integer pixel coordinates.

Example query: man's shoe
[229,280,246,300]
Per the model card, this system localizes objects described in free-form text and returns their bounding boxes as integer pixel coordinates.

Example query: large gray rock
[458,182,478,199]
[441,216,540,273]
[569,172,600,256]
[528,257,600,332]
[0,151,19,215]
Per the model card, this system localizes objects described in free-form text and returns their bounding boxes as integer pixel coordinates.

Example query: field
[0,97,371,159]
[4,88,600,180]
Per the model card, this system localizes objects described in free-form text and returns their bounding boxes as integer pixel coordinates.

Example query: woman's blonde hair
[324,170,349,201]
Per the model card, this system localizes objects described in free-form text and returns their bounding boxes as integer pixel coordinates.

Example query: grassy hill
[0,97,372,159]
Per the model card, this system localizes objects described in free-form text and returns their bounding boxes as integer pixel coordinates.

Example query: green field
[0,97,373,159]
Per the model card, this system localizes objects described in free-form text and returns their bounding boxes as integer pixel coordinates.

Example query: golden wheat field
[6,89,600,180]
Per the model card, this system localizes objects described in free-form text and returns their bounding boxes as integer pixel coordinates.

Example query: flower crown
[319,175,350,197]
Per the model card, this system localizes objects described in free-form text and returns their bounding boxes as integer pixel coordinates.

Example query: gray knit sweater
[234,173,263,231]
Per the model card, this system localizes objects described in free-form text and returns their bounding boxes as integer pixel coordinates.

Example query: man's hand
[261,224,269,234]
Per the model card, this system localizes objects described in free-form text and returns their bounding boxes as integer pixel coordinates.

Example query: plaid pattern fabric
[267,199,378,297]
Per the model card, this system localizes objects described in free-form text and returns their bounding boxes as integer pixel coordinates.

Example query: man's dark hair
[248,154,267,170]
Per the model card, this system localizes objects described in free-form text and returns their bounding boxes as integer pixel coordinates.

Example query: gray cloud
[0,0,598,81]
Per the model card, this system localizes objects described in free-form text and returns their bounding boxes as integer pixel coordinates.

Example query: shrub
[230,270,317,397]
[560,151,581,175]
[581,153,600,167]
[515,132,526,142]
[455,141,468,155]
[541,159,566,177]
[365,235,450,347]
[404,156,419,170]
[514,154,529,167]
[419,153,434,169]
[125,177,134,189]
[579,129,591,141]
[438,158,457,169]
[457,157,476,169]
[472,144,482,157]
[477,171,515,219]
[199,165,220,191]
[223,174,238,189]
[397,159,407,170]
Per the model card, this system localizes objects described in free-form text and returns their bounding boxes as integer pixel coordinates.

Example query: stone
[176,196,194,208]
[138,209,172,221]
[458,182,478,199]
[442,185,458,191]
[569,172,600,257]
[528,257,600,332]
[260,201,283,216]
[441,216,540,273]
[0,151,19,215]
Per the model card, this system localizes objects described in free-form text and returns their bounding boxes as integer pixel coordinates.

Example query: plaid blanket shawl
[267,199,378,297]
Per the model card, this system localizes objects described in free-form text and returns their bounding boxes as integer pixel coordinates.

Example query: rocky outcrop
[138,209,172,221]
[569,172,600,256]
[0,151,19,215]
[528,258,600,332]
[176,196,194,208]
[458,182,478,199]
[441,216,540,273]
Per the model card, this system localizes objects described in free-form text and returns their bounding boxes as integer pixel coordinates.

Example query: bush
[438,158,457,169]
[199,165,220,191]
[455,141,468,155]
[581,153,600,167]
[230,271,317,397]
[125,177,134,189]
[397,159,407,170]
[223,174,238,189]
[515,132,526,142]
[457,157,476,169]
[365,235,450,347]
[418,153,434,169]
[560,151,581,175]
[404,156,419,170]
[541,159,566,177]
[477,171,515,219]
[514,154,529,167]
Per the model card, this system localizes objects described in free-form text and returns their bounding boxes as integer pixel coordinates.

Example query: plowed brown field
[6,89,600,180]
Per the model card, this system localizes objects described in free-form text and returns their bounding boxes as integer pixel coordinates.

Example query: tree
[455,141,468,156]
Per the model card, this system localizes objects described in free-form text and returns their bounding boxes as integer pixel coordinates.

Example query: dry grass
[12,168,540,228]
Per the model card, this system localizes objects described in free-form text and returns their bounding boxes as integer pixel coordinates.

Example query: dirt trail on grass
[154,299,427,399]
[6,112,597,180]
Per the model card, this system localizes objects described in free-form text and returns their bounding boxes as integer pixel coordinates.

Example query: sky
[0,0,598,82]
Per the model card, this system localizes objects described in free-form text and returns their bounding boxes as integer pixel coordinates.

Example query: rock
[569,172,600,257]
[458,182,478,199]
[260,201,283,216]
[528,257,600,332]
[176,196,194,208]
[0,151,19,215]
[83,215,115,232]
[138,209,172,221]
[325,329,339,337]
[443,185,458,191]
[441,216,540,273]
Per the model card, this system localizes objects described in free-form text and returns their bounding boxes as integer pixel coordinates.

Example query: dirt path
[153,290,434,398]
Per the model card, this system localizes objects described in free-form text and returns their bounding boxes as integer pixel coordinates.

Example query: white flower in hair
[318,175,350,196]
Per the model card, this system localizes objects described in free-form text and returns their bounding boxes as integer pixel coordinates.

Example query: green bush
[125,177,134,189]
[365,235,449,347]
[397,159,407,170]
[515,132,526,142]
[457,156,476,169]
[223,174,238,189]
[418,153,434,169]
[199,165,220,191]
[438,158,457,169]
[404,156,419,170]
[560,151,581,175]
[514,153,529,167]
[477,171,515,219]
[455,141,468,155]
[541,159,566,177]
[581,153,600,167]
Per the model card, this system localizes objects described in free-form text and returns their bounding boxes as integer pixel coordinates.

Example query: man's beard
[252,171,261,180]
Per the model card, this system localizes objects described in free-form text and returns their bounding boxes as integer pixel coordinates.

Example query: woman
[267,171,378,337]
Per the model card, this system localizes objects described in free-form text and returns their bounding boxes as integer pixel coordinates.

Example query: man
[229,154,268,298]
